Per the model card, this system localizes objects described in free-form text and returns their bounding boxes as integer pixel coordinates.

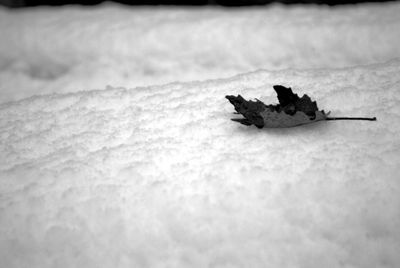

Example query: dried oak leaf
[226,85,376,128]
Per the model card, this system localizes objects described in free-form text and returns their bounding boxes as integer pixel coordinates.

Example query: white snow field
[1,2,400,102]
[1,2,400,268]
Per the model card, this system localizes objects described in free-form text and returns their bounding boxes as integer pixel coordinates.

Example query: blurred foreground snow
[0,2,400,268]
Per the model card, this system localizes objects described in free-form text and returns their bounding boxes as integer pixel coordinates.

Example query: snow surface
[1,2,400,268]
[1,2,400,102]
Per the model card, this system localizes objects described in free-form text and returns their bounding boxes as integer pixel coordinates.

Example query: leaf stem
[326,117,377,121]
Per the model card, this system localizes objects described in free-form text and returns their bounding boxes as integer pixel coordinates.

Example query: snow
[1,2,400,268]
[1,2,400,102]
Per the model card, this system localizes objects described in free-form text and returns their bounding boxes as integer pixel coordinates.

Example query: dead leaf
[226,85,376,128]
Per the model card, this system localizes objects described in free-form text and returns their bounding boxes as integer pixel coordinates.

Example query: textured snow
[1,60,400,267]
[1,2,400,268]
[1,2,400,102]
